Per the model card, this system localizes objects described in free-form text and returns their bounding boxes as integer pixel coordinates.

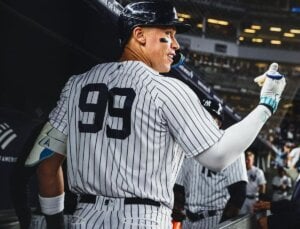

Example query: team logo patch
[0,122,17,150]
[249,174,257,182]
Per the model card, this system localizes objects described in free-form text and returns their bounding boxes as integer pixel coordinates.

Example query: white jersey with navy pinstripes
[176,154,248,212]
[48,60,223,208]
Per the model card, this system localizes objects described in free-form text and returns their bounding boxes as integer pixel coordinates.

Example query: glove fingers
[258,63,286,114]
[261,77,285,97]
[277,77,286,95]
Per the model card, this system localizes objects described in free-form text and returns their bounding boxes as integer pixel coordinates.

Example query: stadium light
[270,27,282,32]
[207,18,229,26]
[252,38,263,43]
[290,29,300,34]
[197,23,203,28]
[284,33,295,37]
[251,25,261,30]
[244,29,256,33]
[270,40,281,45]
[239,36,244,41]
[177,13,191,19]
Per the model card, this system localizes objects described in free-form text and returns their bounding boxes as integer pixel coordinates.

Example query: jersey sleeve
[48,76,75,135]
[224,154,248,185]
[158,79,223,158]
[272,176,279,186]
[257,169,267,185]
[286,177,292,188]
[175,160,185,186]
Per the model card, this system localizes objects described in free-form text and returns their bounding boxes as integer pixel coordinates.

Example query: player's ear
[132,26,146,45]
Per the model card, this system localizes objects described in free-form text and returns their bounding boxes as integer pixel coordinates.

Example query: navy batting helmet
[201,98,224,123]
[119,1,191,46]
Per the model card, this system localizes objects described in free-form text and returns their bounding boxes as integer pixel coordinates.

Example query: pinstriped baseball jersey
[49,60,223,208]
[176,154,248,212]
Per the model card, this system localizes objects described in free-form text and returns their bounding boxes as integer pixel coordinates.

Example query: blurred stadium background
[0,0,300,228]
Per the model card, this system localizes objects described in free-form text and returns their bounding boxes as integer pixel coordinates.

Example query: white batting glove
[254,63,286,114]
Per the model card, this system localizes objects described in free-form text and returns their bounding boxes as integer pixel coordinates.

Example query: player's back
[50,60,188,207]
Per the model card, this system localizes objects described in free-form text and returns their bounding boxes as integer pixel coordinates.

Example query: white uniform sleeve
[175,159,185,186]
[257,169,267,185]
[224,154,248,186]
[287,177,292,188]
[290,147,300,168]
[49,76,76,135]
[272,177,278,186]
[195,105,271,171]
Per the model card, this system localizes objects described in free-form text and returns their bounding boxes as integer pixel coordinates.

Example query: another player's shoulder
[254,166,264,173]
[251,166,265,177]
[225,155,245,169]
[183,157,203,170]
[290,147,300,155]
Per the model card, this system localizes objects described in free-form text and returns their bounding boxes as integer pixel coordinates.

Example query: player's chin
[160,66,171,73]
[157,62,172,73]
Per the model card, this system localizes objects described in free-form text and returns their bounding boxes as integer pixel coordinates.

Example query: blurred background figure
[288,145,300,171]
[240,151,267,215]
[174,98,248,229]
[253,175,300,229]
[271,166,292,201]
[272,142,294,169]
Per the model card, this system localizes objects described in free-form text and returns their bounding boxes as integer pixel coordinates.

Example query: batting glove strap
[266,72,284,79]
[259,96,279,114]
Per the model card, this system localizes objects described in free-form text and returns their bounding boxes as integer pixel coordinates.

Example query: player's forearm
[227,181,247,209]
[221,181,246,222]
[37,153,65,216]
[195,105,271,171]
[38,166,64,197]
[259,184,266,194]
[37,154,65,228]
[220,202,240,223]
[37,153,65,197]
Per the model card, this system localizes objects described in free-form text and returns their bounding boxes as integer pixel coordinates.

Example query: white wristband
[39,193,65,215]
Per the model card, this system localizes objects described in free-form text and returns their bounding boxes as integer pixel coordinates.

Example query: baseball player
[175,98,248,229]
[239,151,267,215]
[24,1,286,228]
[271,166,292,201]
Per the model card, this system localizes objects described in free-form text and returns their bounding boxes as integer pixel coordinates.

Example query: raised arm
[195,64,286,171]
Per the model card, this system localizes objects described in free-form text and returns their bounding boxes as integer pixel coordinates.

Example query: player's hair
[245,151,255,158]
[118,1,191,46]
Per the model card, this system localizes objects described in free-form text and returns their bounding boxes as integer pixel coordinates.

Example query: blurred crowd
[182,48,300,80]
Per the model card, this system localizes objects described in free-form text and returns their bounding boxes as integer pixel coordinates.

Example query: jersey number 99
[78,83,136,139]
